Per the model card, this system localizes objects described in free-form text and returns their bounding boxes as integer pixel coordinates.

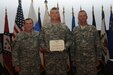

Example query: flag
[3,10,11,52]
[28,0,37,26]
[92,6,96,27]
[101,7,109,63]
[43,1,50,26]
[12,0,24,41]
[3,9,13,75]
[92,6,101,36]
[34,8,42,32]
[0,63,4,75]
[33,9,45,67]
[0,34,4,75]
[71,8,75,31]
[107,7,113,59]
[0,34,2,54]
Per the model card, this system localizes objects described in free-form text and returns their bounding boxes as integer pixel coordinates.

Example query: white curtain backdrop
[0,0,113,33]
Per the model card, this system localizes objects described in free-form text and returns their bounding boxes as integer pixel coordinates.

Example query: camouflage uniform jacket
[39,23,72,75]
[12,31,41,75]
[71,25,102,75]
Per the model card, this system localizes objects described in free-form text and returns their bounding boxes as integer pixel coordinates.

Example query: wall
[0,0,113,33]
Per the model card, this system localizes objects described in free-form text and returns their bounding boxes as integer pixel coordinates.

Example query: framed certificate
[50,40,65,51]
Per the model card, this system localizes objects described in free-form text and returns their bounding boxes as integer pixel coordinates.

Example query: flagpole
[5,8,7,15]
[57,2,59,10]
[72,7,75,31]
[38,7,40,19]
[63,6,65,24]
[92,5,94,12]
[102,5,103,11]
[44,0,48,10]
[72,7,74,16]
[110,5,112,12]
[19,0,21,5]
[72,7,74,26]
[38,7,40,14]
[80,6,82,10]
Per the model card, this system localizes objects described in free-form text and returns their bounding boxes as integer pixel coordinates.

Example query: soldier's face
[78,12,88,24]
[24,20,33,32]
[50,10,60,21]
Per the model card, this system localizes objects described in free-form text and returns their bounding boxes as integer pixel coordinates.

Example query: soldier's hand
[39,48,43,53]
[67,63,71,72]
[15,66,21,72]
[40,64,45,72]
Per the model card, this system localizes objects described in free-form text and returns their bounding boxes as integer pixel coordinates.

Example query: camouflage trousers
[19,68,40,75]
[75,61,97,75]
[46,72,67,75]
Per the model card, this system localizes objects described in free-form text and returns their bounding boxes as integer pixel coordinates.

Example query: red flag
[3,9,13,75]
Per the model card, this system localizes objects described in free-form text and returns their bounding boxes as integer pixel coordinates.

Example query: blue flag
[108,10,113,59]
[72,13,75,31]
[34,9,45,69]
[34,12,42,32]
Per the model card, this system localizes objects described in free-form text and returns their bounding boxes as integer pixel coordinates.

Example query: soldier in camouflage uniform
[12,18,41,75]
[71,10,102,75]
[39,7,72,75]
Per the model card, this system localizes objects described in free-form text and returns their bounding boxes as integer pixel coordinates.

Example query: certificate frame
[49,40,65,51]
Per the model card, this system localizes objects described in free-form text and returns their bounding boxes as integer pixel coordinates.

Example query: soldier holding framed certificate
[39,7,72,75]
